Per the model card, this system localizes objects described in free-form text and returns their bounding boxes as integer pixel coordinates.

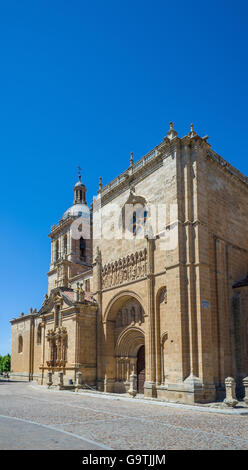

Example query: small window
[132,212,137,236]
[18,335,23,353]
[55,240,59,261]
[37,324,42,345]
[63,235,67,254]
[55,305,60,327]
[80,237,86,259]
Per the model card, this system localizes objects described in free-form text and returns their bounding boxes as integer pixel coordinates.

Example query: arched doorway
[103,292,146,393]
[115,326,145,393]
[137,345,145,393]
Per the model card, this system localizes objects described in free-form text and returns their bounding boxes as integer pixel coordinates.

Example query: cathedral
[10,123,248,404]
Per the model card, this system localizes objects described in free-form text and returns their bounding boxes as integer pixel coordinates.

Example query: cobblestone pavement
[0,381,248,450]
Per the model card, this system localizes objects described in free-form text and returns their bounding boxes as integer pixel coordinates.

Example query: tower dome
[61,168,89,220]
[62,202,89,220]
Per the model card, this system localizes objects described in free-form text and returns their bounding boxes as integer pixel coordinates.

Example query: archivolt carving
[102,248,147,288]
[116,327,145,357]
[115,300,144,329]
[115,327,145,383]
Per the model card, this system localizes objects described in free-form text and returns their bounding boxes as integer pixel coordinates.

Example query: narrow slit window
[64,235,67,254]
[55,240,59,261]
[80,237,86,259]
[55,305,60,327]
[132,212,136,236]
[18,335,23,353]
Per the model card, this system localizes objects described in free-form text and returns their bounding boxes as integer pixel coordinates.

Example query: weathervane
[77,165,82,182]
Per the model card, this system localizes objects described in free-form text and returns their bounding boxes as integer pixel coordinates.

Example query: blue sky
[0,0,247,355]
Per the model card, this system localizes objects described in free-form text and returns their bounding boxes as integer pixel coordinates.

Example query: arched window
[121,190,148,238]
[37,324,42,345]
[80,237,86,260]
[18,335,23,353]
[132,207,148,237]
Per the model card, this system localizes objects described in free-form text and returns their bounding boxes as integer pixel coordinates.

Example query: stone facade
[10,173,97,386]
[10,123,248,403]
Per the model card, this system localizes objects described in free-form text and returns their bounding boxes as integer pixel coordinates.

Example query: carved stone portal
[46,327,68,368]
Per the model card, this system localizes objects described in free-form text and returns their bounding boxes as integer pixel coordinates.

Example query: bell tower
[47,169,92,294]
[73,166,87,204]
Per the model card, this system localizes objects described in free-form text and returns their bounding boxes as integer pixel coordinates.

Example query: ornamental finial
[167,121,178,140]
[77,165,82,182]
[188,123,197,138]
[130,152,134,167]
[98,176,103,193]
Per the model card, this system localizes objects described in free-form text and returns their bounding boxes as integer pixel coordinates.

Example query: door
[137,345,145,393]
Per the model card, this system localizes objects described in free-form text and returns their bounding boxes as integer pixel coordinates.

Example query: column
[145,236,156,397]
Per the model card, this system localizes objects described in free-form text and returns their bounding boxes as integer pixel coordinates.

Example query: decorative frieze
[102,249,147,289]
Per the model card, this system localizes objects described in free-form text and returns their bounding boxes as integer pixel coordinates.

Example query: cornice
[70,269,93,282]
[206,149,248,189]
[47,259,92,278]
[97,131,247,209]
[10,313,37,324]
[98,139,178,206]
[97,136,206,206]
[100,156,164,207]
[49,215,75,238]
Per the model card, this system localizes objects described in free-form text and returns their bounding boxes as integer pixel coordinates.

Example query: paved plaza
[0,381,248,450]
